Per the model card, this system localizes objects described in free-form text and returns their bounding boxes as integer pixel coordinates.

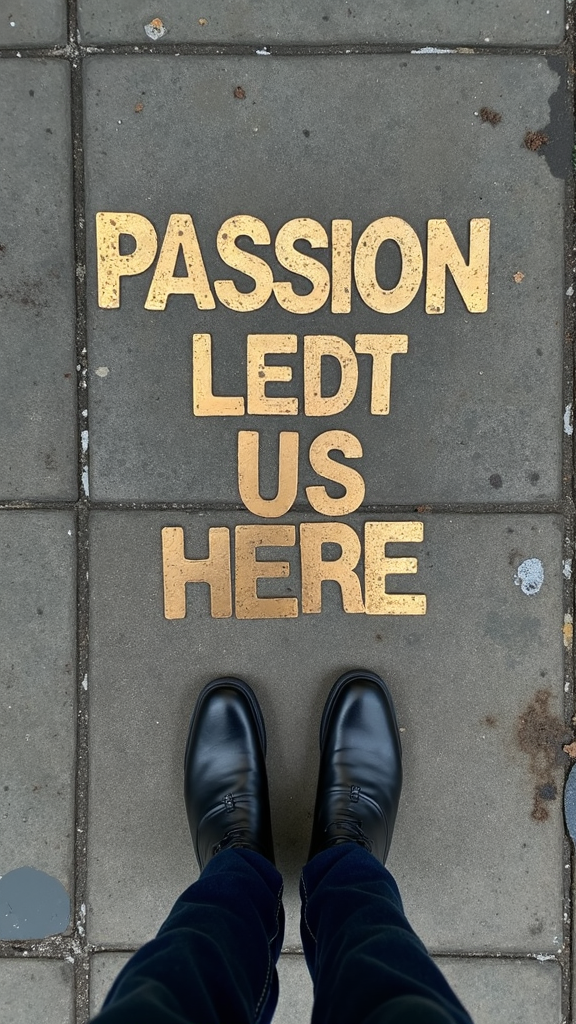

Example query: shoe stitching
[254,882,284,1022]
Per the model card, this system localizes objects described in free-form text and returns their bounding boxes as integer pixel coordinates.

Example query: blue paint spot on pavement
[0,867,70,938]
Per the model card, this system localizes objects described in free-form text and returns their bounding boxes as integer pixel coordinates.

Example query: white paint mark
[514,558,544,595]
[256,47,271,55]
[82,675,88,691]
[81,429,89,454]
[9,21,15,28]
[534,953,556,962]
[144,19,167,40]
[411,46,455,53]
[567,285,574,297]
[80,903,86,918]
[82,466,89,497]
[563,559,572,580]
[95,366,109,378]
[82,408,88,418]
[67,529,72,537]
[564,404,573,436]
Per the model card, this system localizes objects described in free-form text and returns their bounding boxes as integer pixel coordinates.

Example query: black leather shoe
[308,669,403,864]
[184,677,275,870]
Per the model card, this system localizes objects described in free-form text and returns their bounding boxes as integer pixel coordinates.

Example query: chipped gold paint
[331,219,353,313]
[214,215,274,311]
[364,521,426,615]
[96,212,158,308]
[300,522,364,614]
[237,430,299,517]
[304,336,359,416]
[355,335,408,415]
[354,217,423,314]
[306,430,365,516]
[192,334,244,416]
[145,214,216,311]
[162,526,232,619]
[425,218,490,314]
[247,334,298,415]
[273,218,330,314]
[235,525,298,619]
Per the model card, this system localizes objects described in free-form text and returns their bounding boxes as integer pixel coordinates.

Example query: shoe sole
[319,669,401,753]
[186,676,267,760]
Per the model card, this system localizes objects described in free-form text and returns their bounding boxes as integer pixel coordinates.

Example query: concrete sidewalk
[0,3,573,1022]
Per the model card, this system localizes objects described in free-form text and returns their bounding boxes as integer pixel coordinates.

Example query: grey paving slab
[1,959,74,1024]
[275,956,314,1024]
[87,510,565,951]
[0,512,76,918]
[439,957,562,1024]
[77,1,566,47]
[90,953,131,1015]
[0,2,67,47]
[84,55,568,505]
[0,60,77,501]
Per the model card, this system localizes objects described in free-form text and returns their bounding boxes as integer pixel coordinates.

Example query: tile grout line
[0,41,572,61]
[68,1,91,1021]
[560,12,575,1022]
[0,501,571,514]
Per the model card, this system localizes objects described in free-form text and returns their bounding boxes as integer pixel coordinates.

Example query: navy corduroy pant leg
[92,844,473,1024]
[301,843,473,1024]
[91,848,284,1024]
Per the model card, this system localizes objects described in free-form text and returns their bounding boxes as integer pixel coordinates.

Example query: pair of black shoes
[184,670,403,871]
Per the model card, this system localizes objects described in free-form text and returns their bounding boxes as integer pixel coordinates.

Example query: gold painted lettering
[247,335,298,415]
[306,430,365,516]
[425,218,490,314]
[304,336,359,417]
[235,525,298,619]
[364,521,426,615]
[237,431,299,517]
[96,212,158,309]
[145,214,216,311]
[214,215,274,312]
[354,217,423,314]
[354,335,408,415]
[331,219,353,314]
[300,522,364,614]
[161,526,232,619]
[273,218,330,314]
[192,334,244,416]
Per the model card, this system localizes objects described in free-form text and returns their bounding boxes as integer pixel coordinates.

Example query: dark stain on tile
[516,689,570,821]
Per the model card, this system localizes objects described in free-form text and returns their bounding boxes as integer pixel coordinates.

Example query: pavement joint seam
[0,43,572,61]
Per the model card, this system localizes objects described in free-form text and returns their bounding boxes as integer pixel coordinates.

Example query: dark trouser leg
[301,844,474,1024]
[91,849,284,1024]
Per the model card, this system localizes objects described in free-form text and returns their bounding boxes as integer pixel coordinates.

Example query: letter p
[96,212,158,308]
